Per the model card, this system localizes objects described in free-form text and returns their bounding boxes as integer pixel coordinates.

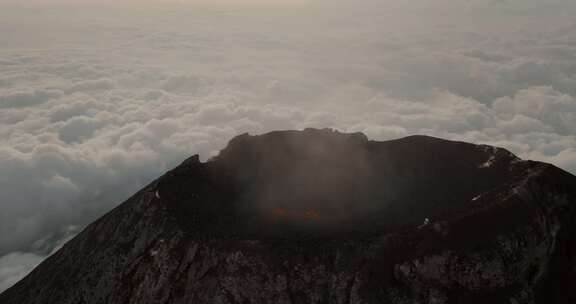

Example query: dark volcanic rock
[2,128,576,304]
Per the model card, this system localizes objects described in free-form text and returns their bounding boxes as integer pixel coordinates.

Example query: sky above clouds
[1,0,576,292]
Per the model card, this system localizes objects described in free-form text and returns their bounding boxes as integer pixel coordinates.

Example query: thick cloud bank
[1,0,576,292]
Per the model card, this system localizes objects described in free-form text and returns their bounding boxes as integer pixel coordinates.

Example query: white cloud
[493,86,576,134]
[58,116,106,143]
[0,252,43,292]
[0,89,63,108]
[0,225,79,293]
[65,79,116,94]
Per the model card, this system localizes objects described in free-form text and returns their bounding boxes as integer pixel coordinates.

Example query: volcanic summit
[2,128,576,304]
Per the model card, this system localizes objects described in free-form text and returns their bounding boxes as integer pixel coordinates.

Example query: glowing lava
[272,208,320,221]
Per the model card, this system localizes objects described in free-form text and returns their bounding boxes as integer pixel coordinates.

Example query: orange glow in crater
[272,208,321,221]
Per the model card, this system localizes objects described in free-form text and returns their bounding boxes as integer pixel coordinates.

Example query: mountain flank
[2,128,576,304]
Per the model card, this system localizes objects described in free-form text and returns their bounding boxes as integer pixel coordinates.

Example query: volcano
[1,129,576,304]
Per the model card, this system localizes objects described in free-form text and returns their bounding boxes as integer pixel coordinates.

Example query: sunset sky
[1,0,576,292]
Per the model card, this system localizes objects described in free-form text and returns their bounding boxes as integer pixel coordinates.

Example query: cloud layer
[1,0,576,292]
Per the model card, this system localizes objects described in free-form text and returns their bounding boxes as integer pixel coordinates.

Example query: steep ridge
[1,128,576,304]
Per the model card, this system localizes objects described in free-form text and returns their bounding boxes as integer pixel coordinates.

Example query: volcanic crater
[157,128,523,239]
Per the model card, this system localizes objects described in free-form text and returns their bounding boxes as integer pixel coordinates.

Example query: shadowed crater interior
[157,128,521,239]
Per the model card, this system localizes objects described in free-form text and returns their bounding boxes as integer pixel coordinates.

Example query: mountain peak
[159,129,522,239]
[2,129,576,304]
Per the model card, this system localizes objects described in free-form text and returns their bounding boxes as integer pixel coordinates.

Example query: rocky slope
[1,128,576,304]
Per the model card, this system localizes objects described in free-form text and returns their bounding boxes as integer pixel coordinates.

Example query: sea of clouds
[1,0,576,292]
